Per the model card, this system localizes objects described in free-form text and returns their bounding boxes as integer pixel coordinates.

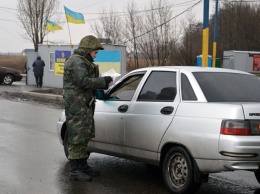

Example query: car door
[124,70,179,160]
[92,72,146,153]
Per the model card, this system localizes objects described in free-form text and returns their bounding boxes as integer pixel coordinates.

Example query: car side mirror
[96,90,105,100]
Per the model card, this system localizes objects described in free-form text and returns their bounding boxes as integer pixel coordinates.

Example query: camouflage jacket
[63,49,107,110]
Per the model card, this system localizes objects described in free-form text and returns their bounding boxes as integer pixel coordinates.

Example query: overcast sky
[0,0,212,53]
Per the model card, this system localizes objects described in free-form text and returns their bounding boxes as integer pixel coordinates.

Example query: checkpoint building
[24,43,126,88]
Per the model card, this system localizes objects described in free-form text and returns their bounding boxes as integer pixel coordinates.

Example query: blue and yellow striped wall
[95,51,121,74]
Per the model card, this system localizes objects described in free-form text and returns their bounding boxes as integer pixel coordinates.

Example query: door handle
[160,106,174,115]
[118,104,128,113]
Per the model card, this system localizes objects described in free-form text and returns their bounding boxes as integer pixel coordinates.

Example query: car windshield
[193,72,260,102]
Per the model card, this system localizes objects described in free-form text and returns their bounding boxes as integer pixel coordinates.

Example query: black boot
[78,159,101,176]
[69,159,92,181]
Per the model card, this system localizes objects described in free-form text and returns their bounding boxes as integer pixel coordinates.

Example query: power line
[0,6,17,11]
[0,18,17,22]
[77,0,110,11]
[0,0,199,15]
[123,0,203,44]
[0,1,200,23]
[83,0,198,15]
[230,0,260,2]
[0,23,27,43]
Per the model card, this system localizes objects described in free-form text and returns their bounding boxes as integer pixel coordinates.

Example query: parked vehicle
[0,66,23,85]
[57,66,260,194]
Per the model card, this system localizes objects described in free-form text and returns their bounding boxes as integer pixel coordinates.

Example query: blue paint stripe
[95,51,120,62]
[203,0,209,29]
[213,0,219,42]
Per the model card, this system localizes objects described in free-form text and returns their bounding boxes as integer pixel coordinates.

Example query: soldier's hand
[104,76,113,85]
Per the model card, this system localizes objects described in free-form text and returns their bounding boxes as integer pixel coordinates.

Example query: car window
[108,74,144,101]
[138,71,176,102]
[193,72,260,102]
[181,73,197,101]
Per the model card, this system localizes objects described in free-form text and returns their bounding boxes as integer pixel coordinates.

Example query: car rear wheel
[162,147,201,194]
[63,129,90,160]
[3,74,14,85]
[254,171,260,184]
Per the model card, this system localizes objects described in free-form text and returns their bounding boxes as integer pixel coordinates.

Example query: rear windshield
[193,72,260,102]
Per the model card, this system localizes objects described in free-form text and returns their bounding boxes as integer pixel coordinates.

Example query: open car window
[107,73,145,101]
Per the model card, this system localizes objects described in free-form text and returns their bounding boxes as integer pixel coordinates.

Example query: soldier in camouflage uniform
[63,35,112,181]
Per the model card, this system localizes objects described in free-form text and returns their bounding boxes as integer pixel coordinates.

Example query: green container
[215,58,221,68]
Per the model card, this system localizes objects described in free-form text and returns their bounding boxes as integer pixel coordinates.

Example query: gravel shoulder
[0,90,64,109]
[0,81,64,109]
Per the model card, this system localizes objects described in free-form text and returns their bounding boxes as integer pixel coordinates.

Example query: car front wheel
[3,74,14,85]
[254,171,260,184]
[162,147,200,194]
[63,130,69,159]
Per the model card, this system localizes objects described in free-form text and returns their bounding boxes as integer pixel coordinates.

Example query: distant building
[99,38,112,44]
[22,49,35,56]
[223,50,260,73]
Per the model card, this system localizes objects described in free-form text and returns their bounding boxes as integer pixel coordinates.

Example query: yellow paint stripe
[202,28,209,67]
[212,42,217,67]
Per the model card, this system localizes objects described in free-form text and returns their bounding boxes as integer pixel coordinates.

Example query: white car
[57,66,260,194]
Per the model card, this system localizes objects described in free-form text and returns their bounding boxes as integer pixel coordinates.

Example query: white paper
[101,68,121,84]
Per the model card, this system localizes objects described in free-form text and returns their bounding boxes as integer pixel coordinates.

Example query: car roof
[131,66,251,75]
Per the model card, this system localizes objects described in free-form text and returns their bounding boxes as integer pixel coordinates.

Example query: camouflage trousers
[68,143,89,159]
[65,108,95,160]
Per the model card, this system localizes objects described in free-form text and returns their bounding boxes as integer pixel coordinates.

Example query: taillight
[221,120,250,135]
[250,120,260,135]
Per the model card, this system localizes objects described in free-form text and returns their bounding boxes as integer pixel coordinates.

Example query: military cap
[78,35,104,53]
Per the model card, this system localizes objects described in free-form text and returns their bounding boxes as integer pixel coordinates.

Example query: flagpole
[66,22,73,48]
[202,0,209,67]
[47,33,50,48]
[212,0,219,68]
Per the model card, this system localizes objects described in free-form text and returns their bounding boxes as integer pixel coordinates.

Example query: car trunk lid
[242,103,260,120]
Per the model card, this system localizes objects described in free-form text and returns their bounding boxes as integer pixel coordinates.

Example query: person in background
[24,61,27,74]
[63,35,112,181]
[32,56,45,87]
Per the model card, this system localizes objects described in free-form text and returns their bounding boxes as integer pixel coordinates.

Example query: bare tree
[124,1,141,70]
[124,0,180,68]
[204,1,260,61]
[17,0,60,51]
[138,0,177,67]
[90,0,181,69]
[173,13,202,66]
[90,7,123,44]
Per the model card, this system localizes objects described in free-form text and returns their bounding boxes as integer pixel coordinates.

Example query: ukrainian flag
[64,6,85,24]
[46,19,62,31]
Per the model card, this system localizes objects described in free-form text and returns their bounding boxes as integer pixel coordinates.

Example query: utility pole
[212,0,219,67]
[202,0,209,67]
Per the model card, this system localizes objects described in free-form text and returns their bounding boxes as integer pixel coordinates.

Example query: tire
[254,171,260,184]
[162,147,200,194]
[3,74,14,85]
[63,129,90,160]
[63,130,69,159]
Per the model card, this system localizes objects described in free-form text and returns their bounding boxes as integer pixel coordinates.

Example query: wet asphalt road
[0,97,169,194]
[1,81,260,193]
